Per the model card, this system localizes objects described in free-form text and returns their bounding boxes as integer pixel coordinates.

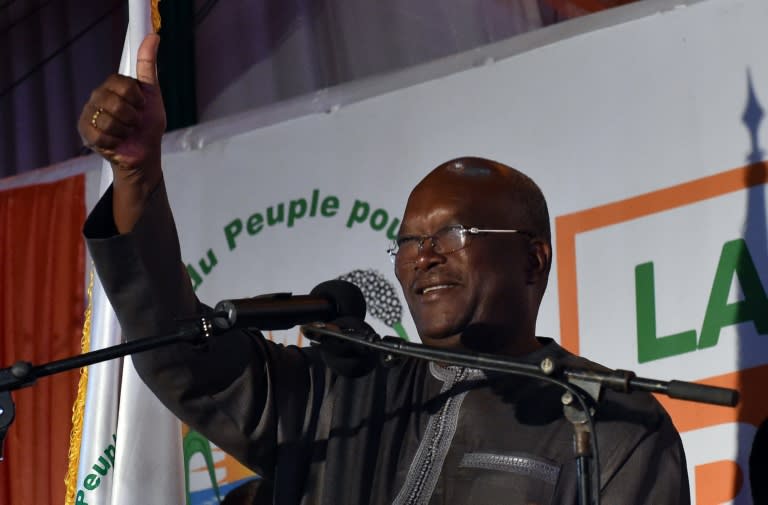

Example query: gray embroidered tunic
[85,183,690,505]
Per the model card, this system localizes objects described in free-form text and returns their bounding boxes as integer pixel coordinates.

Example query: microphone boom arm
[301,323,739,407]
[0,314,222,461]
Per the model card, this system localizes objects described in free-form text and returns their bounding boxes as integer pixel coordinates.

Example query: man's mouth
[417,283,456,295]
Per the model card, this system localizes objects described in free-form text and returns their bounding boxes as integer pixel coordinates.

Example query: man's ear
[527,239,552,284]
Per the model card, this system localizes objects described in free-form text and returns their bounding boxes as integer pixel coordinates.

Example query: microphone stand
[0,314,221,461]
[301,323,739,505]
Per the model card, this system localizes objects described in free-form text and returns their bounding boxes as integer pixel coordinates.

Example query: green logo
[337,269,410,340]
[635,239,768,363]
[183,430,222,505]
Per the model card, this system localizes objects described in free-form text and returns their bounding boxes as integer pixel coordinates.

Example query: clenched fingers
[78,74,145,149]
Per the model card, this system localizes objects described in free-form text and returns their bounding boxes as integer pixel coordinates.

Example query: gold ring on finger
[91,107,104,130]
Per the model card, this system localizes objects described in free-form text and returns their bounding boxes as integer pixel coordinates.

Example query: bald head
[413,157,551,245]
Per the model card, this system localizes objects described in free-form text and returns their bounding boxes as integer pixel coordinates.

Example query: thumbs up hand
[78,34,167,232]
[79,34,165,179]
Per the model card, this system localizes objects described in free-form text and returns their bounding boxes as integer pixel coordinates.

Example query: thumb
[136,33,160,85]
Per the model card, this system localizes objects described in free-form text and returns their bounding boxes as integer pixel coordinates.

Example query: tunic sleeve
[83,181,328,482]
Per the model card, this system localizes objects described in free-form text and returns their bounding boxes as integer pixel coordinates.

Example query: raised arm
[79,35,328,482]
[78,33,165,233]
[79,33,198,348]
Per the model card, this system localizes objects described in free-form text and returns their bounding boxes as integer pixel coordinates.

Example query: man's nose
[414,238,446,270]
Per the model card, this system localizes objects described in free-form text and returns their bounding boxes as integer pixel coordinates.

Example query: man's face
[394,173,534,351]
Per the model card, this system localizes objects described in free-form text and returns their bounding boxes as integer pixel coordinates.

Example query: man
[80,34,689,504]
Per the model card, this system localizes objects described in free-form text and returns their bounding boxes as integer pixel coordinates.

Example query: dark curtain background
[0,0,127,177]
[1,0,634,178]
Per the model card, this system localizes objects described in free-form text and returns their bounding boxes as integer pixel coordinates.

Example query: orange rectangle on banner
[555,161,768,356]
[554,161,768,431]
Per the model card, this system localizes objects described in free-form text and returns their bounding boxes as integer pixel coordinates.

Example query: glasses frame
[387,225,534,264]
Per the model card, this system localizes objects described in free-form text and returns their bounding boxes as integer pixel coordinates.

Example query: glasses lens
[394,237,420,263]
[433,226,465,254]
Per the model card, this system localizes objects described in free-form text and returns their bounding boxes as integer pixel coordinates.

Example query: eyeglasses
[387,225,534,264]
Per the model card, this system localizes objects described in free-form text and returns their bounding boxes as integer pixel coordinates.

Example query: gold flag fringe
[152,0,161,32]
[64,269,95,505]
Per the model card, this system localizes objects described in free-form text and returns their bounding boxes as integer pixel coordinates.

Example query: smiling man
[81,35,690,504]
[394,159,549,358]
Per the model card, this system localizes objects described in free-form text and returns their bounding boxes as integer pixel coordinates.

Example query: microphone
[213,280,366,330]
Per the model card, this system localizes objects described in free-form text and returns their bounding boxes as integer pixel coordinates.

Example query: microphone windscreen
[310,280,366,320]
